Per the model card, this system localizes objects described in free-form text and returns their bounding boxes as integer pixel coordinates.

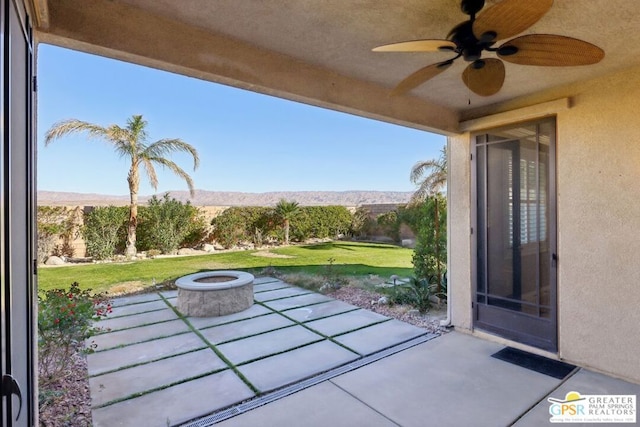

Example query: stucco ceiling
[34,0,640,134]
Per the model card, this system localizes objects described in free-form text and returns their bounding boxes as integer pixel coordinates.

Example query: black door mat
[491,347,577,379]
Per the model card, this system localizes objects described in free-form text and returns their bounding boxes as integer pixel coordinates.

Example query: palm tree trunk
[284,219,290,245]
[125,167,139,257]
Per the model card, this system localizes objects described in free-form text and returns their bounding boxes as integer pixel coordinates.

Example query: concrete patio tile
[87,333,206,376]
[109,299,169,318]
[305,309,391,337]
[331,332,562,427]
[514,369,640,426]
[215,381,397,427]
[262,293,333,311]
[284,300,359,322]
[217,325,324,365]
[97,308,179,332]
[91,370,255,427]
[253,276,285,285]
[333,319,427,355]
[111,292,161,307]
[89,348,228,407]
[253,286,311,302]
[238,340,359,392]
[91,319,190,350]
[253,281,291,293]
[199,313,295,344]
[187,304,273,329]
[159,289,178,298]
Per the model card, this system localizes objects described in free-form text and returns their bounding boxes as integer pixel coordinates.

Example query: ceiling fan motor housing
[448,21,486,62]
[461,0,485,16]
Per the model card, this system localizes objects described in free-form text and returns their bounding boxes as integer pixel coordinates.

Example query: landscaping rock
[203,244,215,252]
[177,248,195,255]
[45,255,65,266]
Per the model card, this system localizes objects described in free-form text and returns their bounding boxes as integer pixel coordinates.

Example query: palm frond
[142,138,200,170]
[126,115,149,145]
[146,156,196,197]
[140,158,159,190]
[44,119,111,146]
[409,146,447,202]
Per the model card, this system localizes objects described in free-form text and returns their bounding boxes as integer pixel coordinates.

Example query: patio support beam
[36,0,460,135]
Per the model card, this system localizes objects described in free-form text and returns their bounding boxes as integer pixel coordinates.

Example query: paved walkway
[87,276,639,426]
[87,277,436,426]
[214,332,640,427]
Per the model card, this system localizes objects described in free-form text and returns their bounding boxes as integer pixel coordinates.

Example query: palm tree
[409,146,447,204]
[409,146,447,292]
[44,114,200,257]
[274,199,300,245]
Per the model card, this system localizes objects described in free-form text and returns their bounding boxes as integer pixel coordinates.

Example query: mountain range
[37,190,414,207]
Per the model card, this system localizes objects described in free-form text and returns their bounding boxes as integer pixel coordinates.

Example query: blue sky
[37,44,446,196]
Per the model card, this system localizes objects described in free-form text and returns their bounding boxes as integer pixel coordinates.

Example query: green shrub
[409,195,447,285]
[82,206,128,259]
[376,210,401,242]
[38,282,111,387]
[349,206,369,237]
[136,194,206,254]
[211,205,354,247]
[181,209,210,248]
[386,277,437,314]
[290,206,352,241]
[210,206,277,248]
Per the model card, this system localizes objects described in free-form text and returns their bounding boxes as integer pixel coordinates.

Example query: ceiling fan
[373,0,604,96]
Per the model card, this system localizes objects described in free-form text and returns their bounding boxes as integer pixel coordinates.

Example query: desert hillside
[37,189,413,207]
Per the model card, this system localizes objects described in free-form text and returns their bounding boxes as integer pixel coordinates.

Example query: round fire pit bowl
[175,270,254,317]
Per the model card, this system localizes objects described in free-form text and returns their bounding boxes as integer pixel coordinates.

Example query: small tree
[137,193,202,254]
[82,206,128,260]
[274,199,300,245]
[409,146,447,292]
[411,195,447,286]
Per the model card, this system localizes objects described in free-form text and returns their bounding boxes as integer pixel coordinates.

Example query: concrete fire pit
[175,270,254,317]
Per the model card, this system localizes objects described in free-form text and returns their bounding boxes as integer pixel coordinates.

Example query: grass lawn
[37,241,414,294]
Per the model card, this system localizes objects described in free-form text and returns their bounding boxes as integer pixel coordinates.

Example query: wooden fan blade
[373,39,456,52]
[498,34,605,66]
[462,59,505,96]
[473,0,553,41]
[392,62,452,95]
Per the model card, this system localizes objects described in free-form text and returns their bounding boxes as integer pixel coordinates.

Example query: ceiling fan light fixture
[463,47,482,62]
[497,45,519,56]
[479,31,497,44]
[472,59,486,69]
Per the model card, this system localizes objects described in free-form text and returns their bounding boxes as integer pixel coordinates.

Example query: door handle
[2,374,22,420]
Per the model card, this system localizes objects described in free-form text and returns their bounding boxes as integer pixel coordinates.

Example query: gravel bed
[326,286,447,333]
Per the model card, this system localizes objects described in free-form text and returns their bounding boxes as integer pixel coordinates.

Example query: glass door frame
[472,117,558,352]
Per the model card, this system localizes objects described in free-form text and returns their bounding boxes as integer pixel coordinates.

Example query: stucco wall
[555,67,640,382]
[448,133,473,331]
[449,66,640,383]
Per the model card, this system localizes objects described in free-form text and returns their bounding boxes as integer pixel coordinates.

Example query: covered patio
[1,0,639,425]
